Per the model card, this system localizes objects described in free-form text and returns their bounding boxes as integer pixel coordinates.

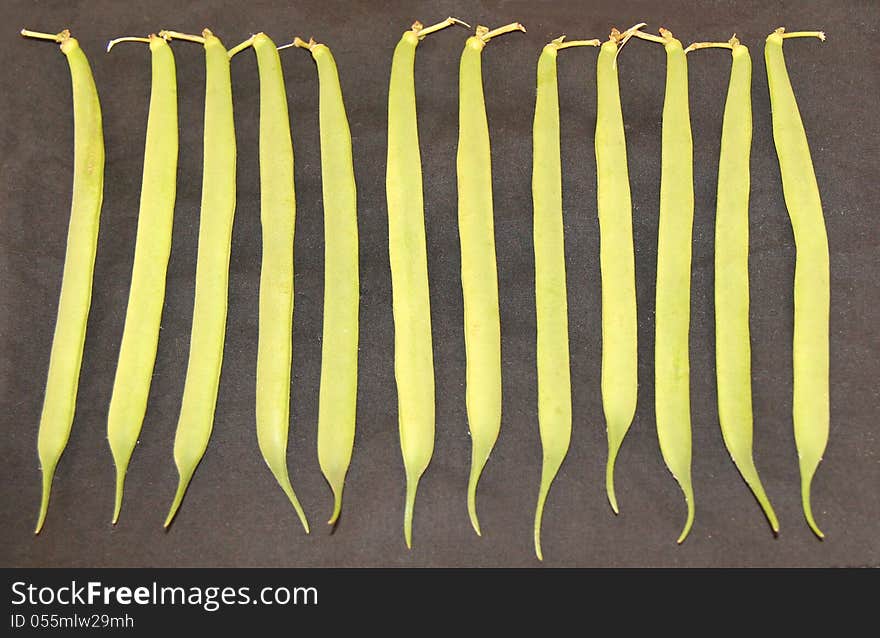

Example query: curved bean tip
[404,518,413,549]
[164,476,190,528]
[35,468,54,534]
[802,479,825,539]
[534,528,544,561]
[606,467,620,514]
[676,501,695,544]
[806,511,825,540]
[468,495,482,536]
[327,495,342,527]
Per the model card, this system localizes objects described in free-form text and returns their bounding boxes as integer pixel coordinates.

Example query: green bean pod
[532,35,598,560]
[293,37,360,526]
[635,27,695,543]
[22,29,105,534]
[533,45,570,531]
[595,26,641,514]
[387,18,466,548]
[458,22,525,536]
[162,29,236,527]
[687,35,779,533]
[765,27,829,538]
[105,33,178,524]
[227,33,308,532]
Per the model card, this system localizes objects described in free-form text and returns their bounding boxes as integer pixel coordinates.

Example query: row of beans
[21,19,829,559]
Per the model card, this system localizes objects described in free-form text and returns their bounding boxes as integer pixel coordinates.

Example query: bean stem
[226,35,256,58]
[778,29,826,41]
[415,17,471,38]
[158,29,206,44]
[20,28,69,43]
[106,36,152,52]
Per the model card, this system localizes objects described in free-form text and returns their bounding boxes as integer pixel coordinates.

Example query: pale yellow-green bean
[596,25,641,515]
[387,18,468,548]
[105,33,178,524]
[22,28,105,534]
[532,35,598,561]
[634,27,695,543]
[765,27,829,538]
[228,32,309,533]
[292,36,359,526]
[161,29,237,528]
[686,35,779,533]
[458,22,525,536]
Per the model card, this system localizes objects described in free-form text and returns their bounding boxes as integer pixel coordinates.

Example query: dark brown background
[1,0,877,567]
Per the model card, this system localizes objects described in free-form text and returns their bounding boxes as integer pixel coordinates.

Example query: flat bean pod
[105,33,178,524]
[634,27,695,543]
[458,22,525,536]
[765,27,829,538]
[23,29,105,534]
[228,32,309,532]
[532,34,599,560]
[293,36,360,526]
[387,18,467,547]
[162,29,237,527]
[687,35,779,533]
[595,25,641,514]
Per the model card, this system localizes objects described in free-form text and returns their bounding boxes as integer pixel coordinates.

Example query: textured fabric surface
[1,0,877,567]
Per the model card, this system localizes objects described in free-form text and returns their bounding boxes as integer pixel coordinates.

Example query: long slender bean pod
[291,36,359,526]
[686,35,779,533]
[229,33,309,532]
[532,34,599,560]
[161,29,237,528]
[765,27,829,538]
[596,24,643,514]
[634,27,695,543]
[21,29,105,534]
[458,22,525,536]
[387,18,468,548]
[105,33,178,524]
